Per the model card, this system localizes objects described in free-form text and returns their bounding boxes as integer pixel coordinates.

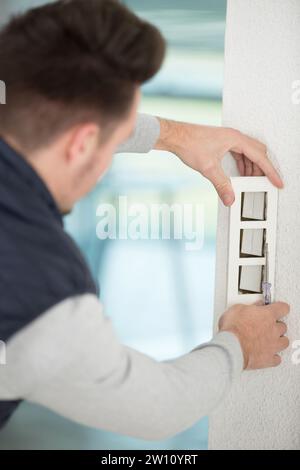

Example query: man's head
[0,0,165,212]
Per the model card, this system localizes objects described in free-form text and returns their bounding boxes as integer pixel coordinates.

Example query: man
[0,0,289,440]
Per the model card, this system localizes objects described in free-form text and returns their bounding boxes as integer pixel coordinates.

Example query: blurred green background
[0,0,226,450]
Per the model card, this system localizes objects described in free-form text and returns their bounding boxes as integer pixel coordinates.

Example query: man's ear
[66,123,101,167]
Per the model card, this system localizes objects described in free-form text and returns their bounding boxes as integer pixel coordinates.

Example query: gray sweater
[0,114,244,440]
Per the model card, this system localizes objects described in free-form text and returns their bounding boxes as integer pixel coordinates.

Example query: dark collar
[0,137,62,224]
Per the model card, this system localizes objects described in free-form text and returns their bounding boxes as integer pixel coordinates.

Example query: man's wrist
[210,331,245,378]
[155,119,240,155]
[154,118,186,155]
[220,327,248,370]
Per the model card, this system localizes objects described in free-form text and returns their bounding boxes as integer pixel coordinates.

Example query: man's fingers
[232,151,245,175]
[244,156,253,176]
[204,163,235,206]
[237,160,245,175]
[277,336,289,352]
[252,162,264,176]
[241,138,283,188]
[254,153,283,188]
[276,320,287,337]
[254,354,282,370]
[233,153,265,178]
[266,301,290,320]
[271,354,282,367]
[231,133,283,188]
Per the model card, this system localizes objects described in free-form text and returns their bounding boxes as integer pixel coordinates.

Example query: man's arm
[0,295,288,440]
[0,294,243,440]
[118,114,283,206]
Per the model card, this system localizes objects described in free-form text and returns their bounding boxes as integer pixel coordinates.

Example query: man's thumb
[206,164,235,206]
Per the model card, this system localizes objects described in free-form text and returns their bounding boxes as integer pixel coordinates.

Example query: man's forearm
[116,113,181,155]
[0,294,244,440]
[154,117,192,155]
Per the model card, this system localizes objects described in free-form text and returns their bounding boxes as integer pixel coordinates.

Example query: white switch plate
[242,192,266,220]
[241,228,265,257]
[227,177,278,307]
[239,265,263,293]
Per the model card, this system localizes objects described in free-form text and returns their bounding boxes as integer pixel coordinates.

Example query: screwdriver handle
[262,281,272,305]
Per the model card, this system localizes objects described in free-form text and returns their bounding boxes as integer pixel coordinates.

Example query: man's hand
[155,119,283,206]
[219,302,290,369]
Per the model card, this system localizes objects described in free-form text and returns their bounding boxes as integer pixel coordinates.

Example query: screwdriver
[262,242,272,305]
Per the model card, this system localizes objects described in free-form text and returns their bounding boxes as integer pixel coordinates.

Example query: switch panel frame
[227,177,278,307]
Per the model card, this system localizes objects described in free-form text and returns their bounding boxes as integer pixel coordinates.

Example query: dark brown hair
[0,0,166,151]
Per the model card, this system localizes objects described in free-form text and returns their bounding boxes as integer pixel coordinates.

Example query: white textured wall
[209,0,300,450]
